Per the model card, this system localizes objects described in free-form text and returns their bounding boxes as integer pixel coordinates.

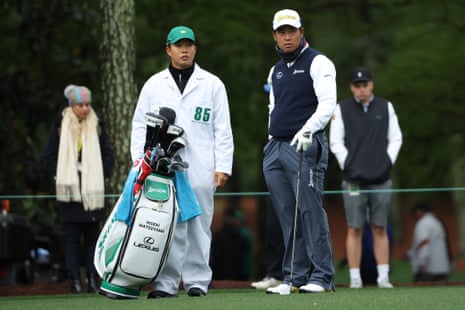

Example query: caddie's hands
[290,129,313,152]
[215,172,229,187]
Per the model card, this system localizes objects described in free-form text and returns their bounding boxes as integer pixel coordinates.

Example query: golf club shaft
[290,150,303,286]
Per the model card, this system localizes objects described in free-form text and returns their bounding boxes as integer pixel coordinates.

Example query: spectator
[329,67,402,288]
[408,203,452,283]
[250,198,283,289]
[211,207,252,281]
[43,84,114,293]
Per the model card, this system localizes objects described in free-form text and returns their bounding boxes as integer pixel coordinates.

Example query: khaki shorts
[342,179,392,228]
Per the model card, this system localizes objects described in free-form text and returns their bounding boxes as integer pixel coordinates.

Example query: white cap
[272,9,302,30]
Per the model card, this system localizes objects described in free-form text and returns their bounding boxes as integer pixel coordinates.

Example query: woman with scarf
[262,9,337,295]
[43,84,114,293]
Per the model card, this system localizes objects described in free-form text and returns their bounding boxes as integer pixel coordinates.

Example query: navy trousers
[263,134,335,290]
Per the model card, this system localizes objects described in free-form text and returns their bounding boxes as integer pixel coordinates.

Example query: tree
[100,0,137,199]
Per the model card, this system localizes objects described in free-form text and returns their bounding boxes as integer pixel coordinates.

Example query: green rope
[2,187,465,199]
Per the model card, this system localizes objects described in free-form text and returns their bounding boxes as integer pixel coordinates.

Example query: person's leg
[251,197,283,289]
[342,180,368,288]
[346,227,363,268]
[167,142,216,297]
[371,225,389,265]
[182,211,214,294]
[64,223,83,293]
[297,135,335,291]
[181,175,215,295]
[265,197,284,280]
[150,221,187,297]
[263,140,309,290]
[369,180,393,288]
[82,222,100,293]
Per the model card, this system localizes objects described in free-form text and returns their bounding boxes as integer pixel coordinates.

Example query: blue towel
[115,166,138,225]
[174,170,202,223]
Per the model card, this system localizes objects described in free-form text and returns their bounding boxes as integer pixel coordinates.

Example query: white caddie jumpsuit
[130,64,234,294]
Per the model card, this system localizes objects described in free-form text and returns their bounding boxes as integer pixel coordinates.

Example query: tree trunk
[100,0,137,204]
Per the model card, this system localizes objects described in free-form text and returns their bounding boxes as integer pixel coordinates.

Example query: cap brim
[273,22,301,31]
[167,38,195,46]
[351,78,371,84]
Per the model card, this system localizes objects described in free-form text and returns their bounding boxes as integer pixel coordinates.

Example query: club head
[160,124,184,150]
[155,157,171,174]
[144,113,168,150]
[167,136,187,157]
[159,107,176,125]
[169,161,189,172]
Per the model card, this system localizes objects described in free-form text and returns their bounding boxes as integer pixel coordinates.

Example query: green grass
[2,286,465,310]
[2,259,464,310]
[335,258,465,285]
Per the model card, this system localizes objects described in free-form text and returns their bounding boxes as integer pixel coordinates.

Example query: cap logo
[357,72,362,78]
[277,15,297,22]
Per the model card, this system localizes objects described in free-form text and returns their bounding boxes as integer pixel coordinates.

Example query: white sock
[349,268,361,281]
[377,264,390,280]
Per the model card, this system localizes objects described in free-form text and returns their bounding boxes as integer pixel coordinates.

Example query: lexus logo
[144,236,155,244]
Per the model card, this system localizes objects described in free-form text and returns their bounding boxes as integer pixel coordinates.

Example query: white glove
[290,129,313,152]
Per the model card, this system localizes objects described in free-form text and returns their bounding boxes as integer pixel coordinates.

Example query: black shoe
[71,279,83,294]
[147,290,177,298]
[188,287,206,297]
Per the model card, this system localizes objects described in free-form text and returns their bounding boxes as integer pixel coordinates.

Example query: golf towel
[115,166,138,224]
[174,170,202,223]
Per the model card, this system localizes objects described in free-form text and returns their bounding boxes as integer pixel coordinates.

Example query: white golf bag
[94,108,199,299]
[94,171,178,299]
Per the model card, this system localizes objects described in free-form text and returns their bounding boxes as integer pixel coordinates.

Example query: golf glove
[290,129,312,152]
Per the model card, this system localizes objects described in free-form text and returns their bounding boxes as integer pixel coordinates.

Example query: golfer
[263,9,337,294]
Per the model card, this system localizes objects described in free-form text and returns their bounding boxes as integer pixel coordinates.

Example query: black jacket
[43,114,114,223]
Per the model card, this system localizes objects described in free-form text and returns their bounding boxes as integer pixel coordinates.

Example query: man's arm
[329,104,347,170]
[387,101,402,164]
[304,54,337,133]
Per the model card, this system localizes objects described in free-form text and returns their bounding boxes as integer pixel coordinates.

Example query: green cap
[166,26,195,46]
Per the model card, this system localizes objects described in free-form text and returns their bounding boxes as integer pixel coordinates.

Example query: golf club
[289,149,304,291]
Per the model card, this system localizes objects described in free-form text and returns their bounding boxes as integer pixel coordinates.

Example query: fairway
[2,286,465,310]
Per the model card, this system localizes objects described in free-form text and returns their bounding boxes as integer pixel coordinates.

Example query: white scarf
[56,107,105,211]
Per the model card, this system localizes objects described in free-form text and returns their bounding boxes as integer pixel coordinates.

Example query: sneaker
[349,278,363,289]
[377,278,394,288]
[251,277,282,289]
[266,283,291,295]
[299,283,329,293]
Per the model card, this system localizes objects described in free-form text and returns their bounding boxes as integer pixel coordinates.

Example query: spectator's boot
[87,274,98,293]
[71,278,83,293]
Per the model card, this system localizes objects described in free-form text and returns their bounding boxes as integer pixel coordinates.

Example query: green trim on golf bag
[94,172,178,299]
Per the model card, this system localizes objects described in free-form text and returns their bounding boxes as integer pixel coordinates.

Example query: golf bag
[94,171,178,299]
[94,108,199,299]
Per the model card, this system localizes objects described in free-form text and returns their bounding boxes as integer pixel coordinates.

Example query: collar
[276,38,308,63]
